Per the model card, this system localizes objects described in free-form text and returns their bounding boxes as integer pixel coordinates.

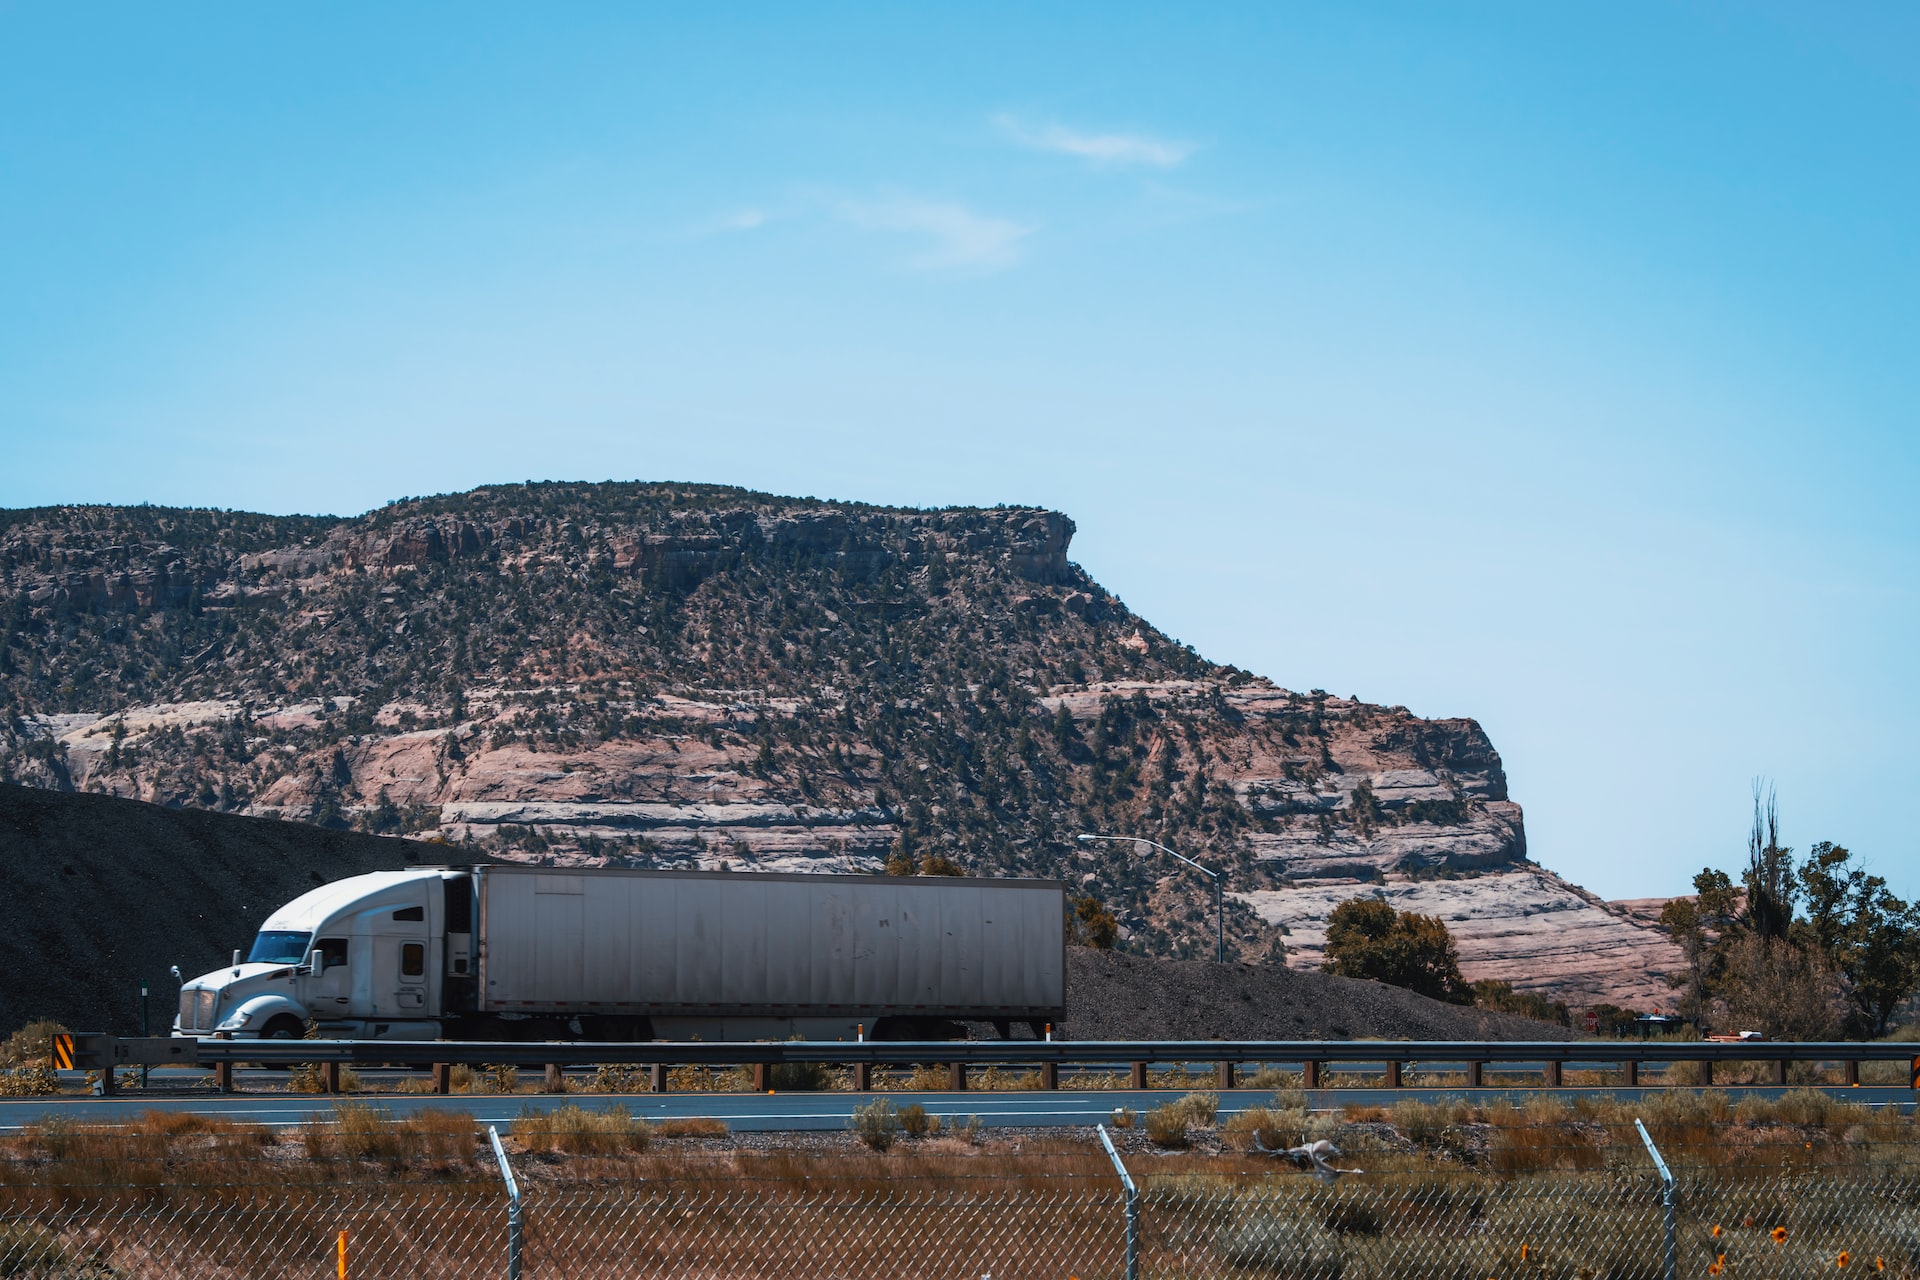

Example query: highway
[4,1084,1912,1134]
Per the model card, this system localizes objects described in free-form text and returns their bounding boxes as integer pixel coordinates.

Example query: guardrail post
[489,1124,523,1280]
[432,1063,451,1094]
[1216,1061,1233,1090]
[214,1061,234,1093]
[949,1062,967,1091]
[853,1062,872,1091]
[1302,1059,1318,1089]
[1385,1060,1402,1088]
[1636,1118,1678,1280]
[543,1063,564,1093]
[1843,1060,1857,1087]
[1468,1061,1484,1088]
[650,1063,667,1093]
[1698,1060,1711,1088]
[1624,1060,1639,1087]
[1129,1062,1147,1089]
[322,1061,341,1094]
[753,1063,771,1092]
[1543,1060,1561,1087]
[1040,1062,1058,1090]
[1099,1124,1139,1280]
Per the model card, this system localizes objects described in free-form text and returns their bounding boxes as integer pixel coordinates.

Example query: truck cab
[173,868,465,1041]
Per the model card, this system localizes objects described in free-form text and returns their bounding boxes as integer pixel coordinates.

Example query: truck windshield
[247,931,312,964]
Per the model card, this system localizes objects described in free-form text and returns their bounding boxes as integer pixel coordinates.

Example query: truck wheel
[260,1015,304,1070]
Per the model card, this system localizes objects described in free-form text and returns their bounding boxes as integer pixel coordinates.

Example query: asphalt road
[3,1085,1911,1133]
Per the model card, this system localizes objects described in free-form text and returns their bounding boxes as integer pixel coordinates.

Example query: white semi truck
[173,865,1066,1043]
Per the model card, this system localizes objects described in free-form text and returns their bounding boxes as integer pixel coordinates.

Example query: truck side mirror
[307,949,325,974]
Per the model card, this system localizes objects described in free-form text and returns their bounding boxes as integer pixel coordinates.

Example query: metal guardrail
[56,1032,1920,1096]
[166,1036,1920,1066]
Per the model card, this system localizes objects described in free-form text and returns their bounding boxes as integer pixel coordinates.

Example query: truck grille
[178,989,217,1031]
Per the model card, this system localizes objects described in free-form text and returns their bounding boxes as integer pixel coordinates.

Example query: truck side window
[319,939,348,970]
[400,942,425,979]
[392,905,425,922]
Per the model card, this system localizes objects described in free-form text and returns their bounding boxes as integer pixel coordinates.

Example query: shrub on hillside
[1323,899,1470,1004]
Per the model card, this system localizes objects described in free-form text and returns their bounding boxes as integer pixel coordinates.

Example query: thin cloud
[836,196,1033,272]
[996,114,1196,168]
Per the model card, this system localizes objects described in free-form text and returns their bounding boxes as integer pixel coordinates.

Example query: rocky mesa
[0,483,1679,1007]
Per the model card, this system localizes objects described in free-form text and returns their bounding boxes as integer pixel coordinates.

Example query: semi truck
[173,865,1066,1042]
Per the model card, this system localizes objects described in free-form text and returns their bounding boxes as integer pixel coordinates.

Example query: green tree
[1796,842,1920,1036]
[1323,897,1471,1005]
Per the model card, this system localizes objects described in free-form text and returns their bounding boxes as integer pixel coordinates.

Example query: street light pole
[1078,833,1225,964]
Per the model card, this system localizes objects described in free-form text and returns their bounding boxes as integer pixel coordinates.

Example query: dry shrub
[482,1064,520,1094]
[449,1063,477,1092]
[899,1104,933,1137]
[1245,1066,1301,1090]
[1216,1211,1346,1277]
[1110,1107,1137,1130]
[1269,1087,1310,1112]
[0,1065,59,1096]
[403,1109,478,1165]
[902,1064,952,1091]
[653,1117,727,1138]
[0,1019,68,1068]
[1224,1106,1301,1152]
[1172,1090,1220,1127]
[591,1065,648,1093]
[1145,1103,1192,1149]
[333,1103,407,1163]
[287,1064,361,1094]
[851,1098,901,1151]
[666,1064,752,1092]
[515,1105,649,1156]
[1388,1098,1475,1150]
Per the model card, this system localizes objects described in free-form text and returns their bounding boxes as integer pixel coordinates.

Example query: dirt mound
[1059,947,1575,1042]
[0,783,451,1034]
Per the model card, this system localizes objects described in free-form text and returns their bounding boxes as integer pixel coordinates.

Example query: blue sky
[3,4,1915,899]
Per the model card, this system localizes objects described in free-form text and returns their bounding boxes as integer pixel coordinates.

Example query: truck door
[309,937,352,1014]
[372,905,430,1014]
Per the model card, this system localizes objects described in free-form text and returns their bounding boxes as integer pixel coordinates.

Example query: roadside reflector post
[949,1061,967,1092]
[336,1229,347,1280]
[1543,1060,1561,1088]
[649,1063,667,1093]
[1129,1061,1147,1090]
[543,1063,564,1094]
[1385,1060,1403,1089]
[432,1062,451,1094]
[1040,1061,1058,1090]
[853,1061,872,1092]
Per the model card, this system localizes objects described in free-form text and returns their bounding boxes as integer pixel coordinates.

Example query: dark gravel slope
[1061,947,1576,1041]
[0,784,452,1034]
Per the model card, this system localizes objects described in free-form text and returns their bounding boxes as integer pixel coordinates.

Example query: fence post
[489,1124,523,1280]
[1099,1124,1139,1280]
[1635,1118,1677,1280]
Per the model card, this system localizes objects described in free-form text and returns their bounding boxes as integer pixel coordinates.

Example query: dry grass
[514,1104,651,1155]
[1145,1091,1220,1148]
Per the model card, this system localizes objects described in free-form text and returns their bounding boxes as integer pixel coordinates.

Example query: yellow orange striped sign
[50,1034,74,1070]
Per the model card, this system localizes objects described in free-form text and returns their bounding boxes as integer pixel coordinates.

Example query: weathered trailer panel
[476,866,1064,1018]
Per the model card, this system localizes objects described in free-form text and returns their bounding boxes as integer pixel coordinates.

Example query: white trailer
[174,865,1066,1042]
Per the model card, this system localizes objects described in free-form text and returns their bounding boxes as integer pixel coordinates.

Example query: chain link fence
[2,1115,1916,1277]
